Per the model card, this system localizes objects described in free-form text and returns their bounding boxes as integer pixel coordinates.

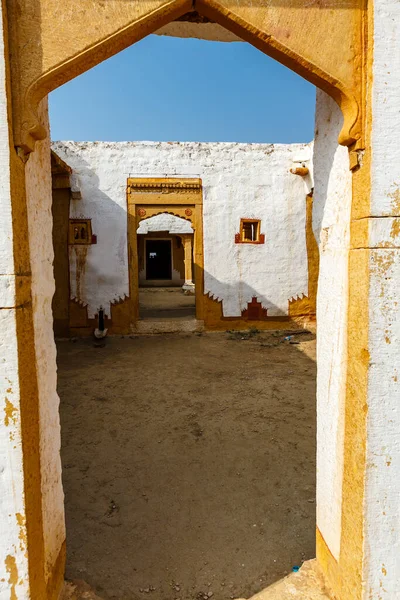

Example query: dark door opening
[146,239,172,280]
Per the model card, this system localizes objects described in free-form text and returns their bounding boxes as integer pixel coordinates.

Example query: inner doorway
[136,210,198,325]
[129,179,204,328]
[146,239,172,281]
[138,231,196,322]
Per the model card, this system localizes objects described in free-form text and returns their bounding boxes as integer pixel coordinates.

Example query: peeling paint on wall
[3,399,17,427]
[5,555,18,600]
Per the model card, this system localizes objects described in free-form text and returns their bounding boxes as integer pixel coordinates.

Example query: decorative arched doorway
[127,177,205,324]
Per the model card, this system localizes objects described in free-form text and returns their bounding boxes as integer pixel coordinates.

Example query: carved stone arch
[137,210,195,228]
[8,0,364,153]
[197,0,363,147]
[11,0,193,152]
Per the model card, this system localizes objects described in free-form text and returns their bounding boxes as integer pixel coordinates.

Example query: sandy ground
[139,288,195,319]
[57,330,316,600]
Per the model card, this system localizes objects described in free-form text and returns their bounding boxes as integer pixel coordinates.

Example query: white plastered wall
[25,102,65,582]
[363,0,400,596]
[0,2,30,595]
[51,141,312,319]
[313,90,352,560]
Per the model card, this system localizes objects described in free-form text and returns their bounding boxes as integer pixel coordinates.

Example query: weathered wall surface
[363,0,400,595]
[52,140,313,320]
[25,101,65,583]
[313,90,352,561]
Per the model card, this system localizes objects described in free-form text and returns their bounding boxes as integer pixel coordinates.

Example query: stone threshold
[135,318,204,334]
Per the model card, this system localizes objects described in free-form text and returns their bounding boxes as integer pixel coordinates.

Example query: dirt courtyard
[57,330,316,600]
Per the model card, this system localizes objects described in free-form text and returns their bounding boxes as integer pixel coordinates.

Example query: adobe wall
[51,140,314,325]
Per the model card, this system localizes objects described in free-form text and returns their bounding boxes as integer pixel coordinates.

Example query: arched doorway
[127,177,205,327]
[137,213,197,326]
[2,2,369,600]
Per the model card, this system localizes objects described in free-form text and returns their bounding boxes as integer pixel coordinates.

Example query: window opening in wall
[236,219,265,244]
[242,219,260,242]
[68,219,92,244]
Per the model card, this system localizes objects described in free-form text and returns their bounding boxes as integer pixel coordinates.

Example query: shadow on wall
[204,270,294,317]
[52,147,131,317]
[312,91,348,244]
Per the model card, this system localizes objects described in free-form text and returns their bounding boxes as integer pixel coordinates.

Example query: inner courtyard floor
[139,287,196,320]
[57,330,316,600]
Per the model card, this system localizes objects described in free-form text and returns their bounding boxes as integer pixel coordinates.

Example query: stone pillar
[314,3,400,598]
[354,1,400,596]
[0,7,31,596]
[182,235,195,293]
[0,5,65,596]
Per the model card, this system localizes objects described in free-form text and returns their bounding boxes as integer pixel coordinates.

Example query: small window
[69,219,92,245]
[241,220,259,242]
[240,219,261,243]
[235,219,264,245]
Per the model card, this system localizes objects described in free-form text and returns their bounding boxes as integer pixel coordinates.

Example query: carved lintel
[129,179,202,194]
[175,11,214,24]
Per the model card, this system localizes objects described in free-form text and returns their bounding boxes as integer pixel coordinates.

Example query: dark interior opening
[146,239,172,280]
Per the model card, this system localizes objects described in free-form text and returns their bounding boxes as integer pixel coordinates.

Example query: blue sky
[49,34,316,144]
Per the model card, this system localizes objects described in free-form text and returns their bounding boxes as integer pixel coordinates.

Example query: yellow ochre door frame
[126,177,204,327]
